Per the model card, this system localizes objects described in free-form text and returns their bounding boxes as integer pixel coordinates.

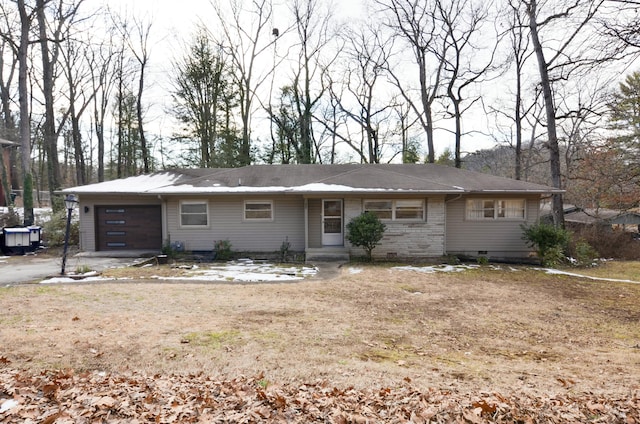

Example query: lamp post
[61,194,78,275]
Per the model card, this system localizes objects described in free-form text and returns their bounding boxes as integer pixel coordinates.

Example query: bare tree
[212,0,278,166]
[60,32,98,186]
[600,0,640,50]
[0,2,20,204]
[522,0,621,227]
[325,24,400,163]
[118,15,153,174]
[377,0,446,163]
[505,1,535,180]
[87,21,118,182]
[287,0,337,163]
[35,0,85,209]
[109,10,154,177]
[437,0,497,168]
[16,0,36,225]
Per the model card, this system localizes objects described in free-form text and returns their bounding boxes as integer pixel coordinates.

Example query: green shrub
[162,240,179,258]
[570,239,599,267]
[346,212,386,261]
[214,239,233,261]
[279,237,291,262]
[521,222,570,267]
[42,210,79,247]
[542,244,566,268]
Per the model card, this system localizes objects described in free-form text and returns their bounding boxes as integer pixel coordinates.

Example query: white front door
[322,199,343,246]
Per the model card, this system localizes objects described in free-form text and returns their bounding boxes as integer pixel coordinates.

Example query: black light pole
[61,194,78,275]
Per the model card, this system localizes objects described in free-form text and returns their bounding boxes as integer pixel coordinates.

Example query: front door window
[322,199,343,246]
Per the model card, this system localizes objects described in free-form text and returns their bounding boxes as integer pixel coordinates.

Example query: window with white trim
[364,199,425,221]
[244,200,273,221]
[466,199,526,220]
[180,201,208,227]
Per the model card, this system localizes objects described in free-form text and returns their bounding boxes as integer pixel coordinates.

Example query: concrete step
[305,247,350,263]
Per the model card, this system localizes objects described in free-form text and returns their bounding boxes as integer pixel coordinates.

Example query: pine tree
[609,71,640,149]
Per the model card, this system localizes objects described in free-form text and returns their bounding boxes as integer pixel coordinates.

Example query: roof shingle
[64,164,561,195]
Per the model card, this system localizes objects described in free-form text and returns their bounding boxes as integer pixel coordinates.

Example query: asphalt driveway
[0,253,133,285]
[0,252,343,285]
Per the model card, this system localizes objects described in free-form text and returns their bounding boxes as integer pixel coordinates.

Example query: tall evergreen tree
[172,30,241,168]
[609,71,640,149]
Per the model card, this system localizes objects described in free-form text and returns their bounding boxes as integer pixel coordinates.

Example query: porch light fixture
[61,194,78,275]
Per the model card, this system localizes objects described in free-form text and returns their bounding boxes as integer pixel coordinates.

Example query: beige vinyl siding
[307,199,322,248]
[166,195,305,252]
[445,195,540,258]
[77,195,162,251]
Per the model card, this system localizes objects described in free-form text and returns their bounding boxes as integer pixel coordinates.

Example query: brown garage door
[95,205,162,250]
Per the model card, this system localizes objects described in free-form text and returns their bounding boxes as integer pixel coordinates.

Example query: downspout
[159,195,168,249]
[304,198,309,253]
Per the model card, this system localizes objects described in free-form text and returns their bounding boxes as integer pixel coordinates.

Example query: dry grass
[1,262,639,398]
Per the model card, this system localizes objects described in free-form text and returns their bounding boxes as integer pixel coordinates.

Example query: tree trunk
[17,0,33,225]
[514,62,523,180]
[418,56,436,163]
[36,0,62,210]
[527,0,564,227]
[137,61,149,173]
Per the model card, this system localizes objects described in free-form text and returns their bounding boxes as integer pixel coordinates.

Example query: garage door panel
[96,205,161,250]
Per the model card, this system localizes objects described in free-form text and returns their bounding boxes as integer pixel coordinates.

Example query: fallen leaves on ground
[1,368,638,423]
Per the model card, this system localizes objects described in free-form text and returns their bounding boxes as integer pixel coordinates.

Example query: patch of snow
[348,267,363,274]
[291,183,383,192]
[175,260,319,282]
[0,398,18,413]
[62,172,183,194]
[0,207,52,223]
[152,184,290,194]
[542,268,640,284]
[38,260,318,284]
[392,264,479,273]
[40,277,115,284]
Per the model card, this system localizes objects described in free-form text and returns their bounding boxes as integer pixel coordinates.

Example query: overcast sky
[84,0,506,162]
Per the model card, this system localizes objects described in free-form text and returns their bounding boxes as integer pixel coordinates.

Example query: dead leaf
[274,394,286,410]
[587,400,605,413]
[472,399,497,415]
[41,411,61,424]
[42,383,59,398]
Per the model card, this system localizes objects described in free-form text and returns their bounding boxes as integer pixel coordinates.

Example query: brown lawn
[1,262,639,422]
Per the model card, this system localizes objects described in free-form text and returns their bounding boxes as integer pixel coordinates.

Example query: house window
[466,199,526,220]
[395,200,425,220]
[244,200,273,221]
[364,200,393,219]
[364,199,425,221]
[180,201,208,227]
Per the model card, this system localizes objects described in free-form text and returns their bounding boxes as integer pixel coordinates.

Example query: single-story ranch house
[62,164,561,261]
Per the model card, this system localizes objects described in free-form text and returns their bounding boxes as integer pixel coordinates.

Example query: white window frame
[466,198,526,220]
[180,200,209,228]
[244,200,274,221]
[363,199,425,221]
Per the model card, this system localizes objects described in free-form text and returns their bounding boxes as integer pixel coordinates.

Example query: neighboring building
[62,164,561,261]
[541,202,640,233]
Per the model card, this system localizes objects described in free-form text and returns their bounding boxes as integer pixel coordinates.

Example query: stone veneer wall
[343,196,446,259]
